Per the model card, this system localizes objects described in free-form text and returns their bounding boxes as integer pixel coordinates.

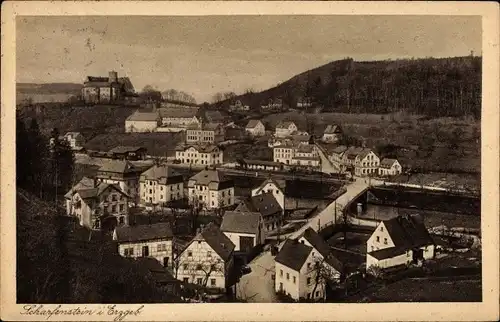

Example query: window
[280,269,283,277]
[188,251,192,257]
[307,277,311,285]
[286,273,289,280]
[316,291,320,297]
[197,278,203,285]
[124,248,134,257]
[211,278,216,286]
[380,226,384,232]
[376,236,380,242]
[183,277,189,283]
[157,244,166,252]
[307,262,311,269]
[384,238,388,245]
[307,293,311,299]
[119,204,124,212]
[119,216,124,224]
[207,251,212,258]
[111,194,117,201]
[183,264,188,270]
[163,257,169,267]
[160,186,163,191]
[293,276,296,284]
[111,205,117,212]
[196,264,202,270]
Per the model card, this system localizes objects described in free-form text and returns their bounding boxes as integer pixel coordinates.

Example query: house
[157,107,201,132]
[341,147,380,176]
[139,165,185,208]
[275,121,298,138]
[296,97,312,109]
[262,98,283,110]
[125,110,160,133]
[113,222,174,268]
[236,192,282,233]
[175,144,224,166]
[62,132,86,150]
[378,158,403,177]
[366,214,435,270]
[186,123,225,144]
[229,100,250,112]
[291,145,320,169]
[322,125,343,143]
[108,146,147,161]
[329,145,348,170]
[273,142,295,165]
[187,169,235,210]
[174,223,235,291]
[275,228,343,301]
[203,110,230,125]
[239,159,284,172]
[134,257,181,295]
[95,159,147,204]
[251,178,286,210]
[82,71,135,104]
[245,120,266,137]
[220,211,264,254]
[64,177,130,230]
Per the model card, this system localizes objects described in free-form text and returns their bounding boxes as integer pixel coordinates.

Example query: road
[236,251,277,303]
[314,143,340,174]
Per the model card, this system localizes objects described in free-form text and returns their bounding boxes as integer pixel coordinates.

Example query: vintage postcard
[1,1,499,321]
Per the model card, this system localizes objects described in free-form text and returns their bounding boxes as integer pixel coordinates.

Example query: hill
[16,188,181,303]
[219,56,482,118]
[17,83,83,104]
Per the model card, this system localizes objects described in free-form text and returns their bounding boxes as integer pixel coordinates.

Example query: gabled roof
[368,246,406,260]
[253,178,286,194]
[98,159,137,174]
[158,107,199,119]
[126,110,159,122]
[188,169,233,190]
[301,228,343,273]
[343,146,364,160]
[193,223,235,261]
[324,125,342,134]
[134,257,178,284]
[357,148,376,161]
[220,211,261,235]
[297,145,314,153]
[379,158,400,169]
[331,145,348,155]
[175,144,220,153]
[76,182,128,200]
[276,121,296,129]
[64,176,95,198]
[243,192,282,217]
[114,222,173,243]
[246,119,263,129]
[64,131,83,139]
[275,239,312,272]
[140,165,184,184]
[108,146,146,154]
[382,214,434,250]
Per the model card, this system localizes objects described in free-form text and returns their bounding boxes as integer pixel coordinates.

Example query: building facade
[251,178,286,211]
[275,121,298,138]
[186,123,225,144]
[95,160,146,204]
[220,211,264,253]
[175,144,224,166]
[157,107,201,131]
[82,71,135,104]
[139,165,185,207]
[125,110,159,133]
[321,125,343,143]
[245,120,266,137]
[378,158,403,176]
[187,169,235,210]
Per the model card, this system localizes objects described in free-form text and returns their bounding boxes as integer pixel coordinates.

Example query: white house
[62,132,86,150]
[175,144,224,166]
[366,214,436,271]
[251,178,286,211]
[273,142,295,165]
[291,145,320,169]
[296,97,312,109]
[157,107,201,132]
[275,228,343,301]
[229,100,250,111]
[341,147,380,177]
[139,165,185,208]
[321,125,343,143]
[329,145,348,171]
[275,121,298,138]
[245,120,266,137]
[378,158,403,177]
[113,222,174,268]
[187,169,235,210]
[125,110,159,133]
[220,211,264,253]
[175,223,235,291]
[186,123,225,144]
[64,177,130,230]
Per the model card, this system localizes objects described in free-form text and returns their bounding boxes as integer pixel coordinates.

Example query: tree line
[140,85,197,104]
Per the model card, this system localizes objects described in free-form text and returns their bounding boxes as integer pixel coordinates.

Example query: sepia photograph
[2,1,499,321]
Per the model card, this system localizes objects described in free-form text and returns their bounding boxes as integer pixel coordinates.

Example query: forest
[225,56,482,119]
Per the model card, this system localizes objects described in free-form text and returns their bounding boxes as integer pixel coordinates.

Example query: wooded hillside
[225,56,482,118]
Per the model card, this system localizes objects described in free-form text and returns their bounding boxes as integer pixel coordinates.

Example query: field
[262,111,480,173]
[222,142,273,163]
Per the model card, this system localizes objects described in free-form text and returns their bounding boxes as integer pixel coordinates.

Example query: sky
[17,15,481,103]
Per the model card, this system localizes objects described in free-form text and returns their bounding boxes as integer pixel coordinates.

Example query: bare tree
[307,254,342,302]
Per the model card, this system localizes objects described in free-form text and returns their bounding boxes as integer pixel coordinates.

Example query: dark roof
[324,125,342,134]
[220,211,261,235]
[135,258,178,284]
[114,222,173,243]
[301,228,343,272]
[331,145,348,155]
[140,165,183,184]
[98,160,138,174]
[195,223,235,261]
[75,183,128,200]
[188,169,233,190]
[244,192,282,217]
[379,158,399,169]
[108,146,146,154]
[275,239,312,271]
[276,121,296,129]
[383,214,434,249]
[368,246,407,260]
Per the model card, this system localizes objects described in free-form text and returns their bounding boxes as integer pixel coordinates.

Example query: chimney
[109,71,118,83]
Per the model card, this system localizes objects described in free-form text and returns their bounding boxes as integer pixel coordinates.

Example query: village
[42,70,483,303]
